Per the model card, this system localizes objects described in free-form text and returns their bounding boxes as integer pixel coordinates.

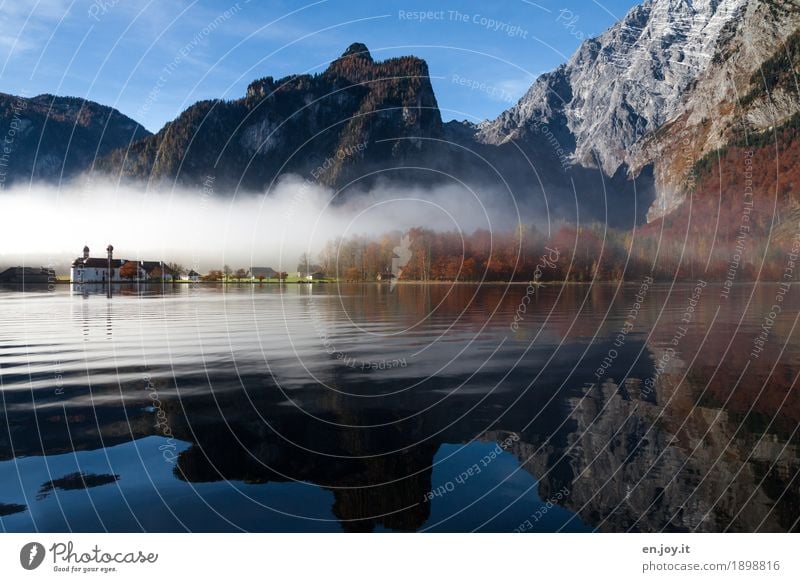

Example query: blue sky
[0,0,638,133]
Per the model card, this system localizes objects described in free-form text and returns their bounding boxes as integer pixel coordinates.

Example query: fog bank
[0,176,521,274]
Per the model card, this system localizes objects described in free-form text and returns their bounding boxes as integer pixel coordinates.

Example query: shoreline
[40,279,793,286]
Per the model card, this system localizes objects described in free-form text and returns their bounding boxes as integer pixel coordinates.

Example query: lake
[0,281,798,532]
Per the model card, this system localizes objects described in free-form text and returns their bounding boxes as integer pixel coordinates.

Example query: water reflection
[37,473,120,500]
[0,283,797,532]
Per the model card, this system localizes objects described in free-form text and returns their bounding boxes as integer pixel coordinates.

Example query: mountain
[627,0,800,278]
[470,0,800,233]
[445,0,763,229]
[476,0,750,176]
[7,0,799,236]
[96,43,444,191]
[86,39,654,227]
[0,93,149,187]
[632,0,800,220]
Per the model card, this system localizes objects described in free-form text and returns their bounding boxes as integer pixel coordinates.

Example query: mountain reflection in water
[0,283,797,532]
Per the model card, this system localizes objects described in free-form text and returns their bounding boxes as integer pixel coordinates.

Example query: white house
[70,246,176,283]
[70,246,122,283]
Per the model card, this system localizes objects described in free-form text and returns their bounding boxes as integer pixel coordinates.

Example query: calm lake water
[0,282,798,532]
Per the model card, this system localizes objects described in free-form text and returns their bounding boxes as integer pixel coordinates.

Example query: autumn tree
[119,261,139,280]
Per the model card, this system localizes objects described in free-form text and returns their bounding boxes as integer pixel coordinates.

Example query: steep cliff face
[96,43,443,191]
[0,93,149,187]
[632,0,800,220]
[476,0,800,225]
[476,0,748,176]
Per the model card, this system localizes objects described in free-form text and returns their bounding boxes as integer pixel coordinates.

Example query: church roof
[72,258,124,268]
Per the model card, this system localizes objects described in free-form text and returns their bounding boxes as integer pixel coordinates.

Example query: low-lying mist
[0,175,524,274]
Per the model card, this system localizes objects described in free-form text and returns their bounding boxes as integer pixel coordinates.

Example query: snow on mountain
[476,0,747,176]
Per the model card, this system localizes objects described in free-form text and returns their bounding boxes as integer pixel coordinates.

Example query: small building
[251,267,276,281]
[297,262,324,280]
[0,266,54,285]
[186,270,201,282]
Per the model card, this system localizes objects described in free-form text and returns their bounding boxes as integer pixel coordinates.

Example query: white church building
[70,245,176,283]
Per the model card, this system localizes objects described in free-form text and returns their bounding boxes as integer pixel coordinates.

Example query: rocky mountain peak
[340,42,373,62]
[633,0,800,220]
[476,0,747,175]
[96,43,442,190]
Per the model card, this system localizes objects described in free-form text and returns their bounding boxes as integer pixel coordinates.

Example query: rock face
[96,43,443,191]
[476,0,800,224]
[477,0,748,176]
[632,0,800,220]
[0,93,149,187]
